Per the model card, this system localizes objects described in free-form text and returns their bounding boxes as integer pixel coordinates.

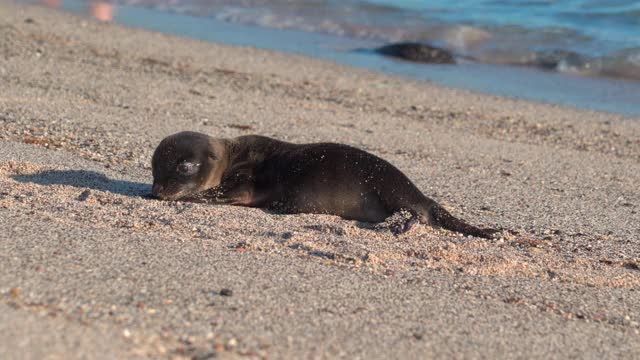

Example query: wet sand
[1,2,639,359]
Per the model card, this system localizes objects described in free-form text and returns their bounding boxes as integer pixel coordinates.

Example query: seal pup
[151,131,496,238]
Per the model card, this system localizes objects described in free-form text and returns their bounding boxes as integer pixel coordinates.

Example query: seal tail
[427,204,496,239]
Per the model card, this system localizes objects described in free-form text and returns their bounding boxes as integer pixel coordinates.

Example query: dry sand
[1,2,639,359]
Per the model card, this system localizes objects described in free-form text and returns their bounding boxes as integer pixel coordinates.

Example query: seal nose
[151,183,164,198]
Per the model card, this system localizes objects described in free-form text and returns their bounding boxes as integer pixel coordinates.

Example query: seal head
[151,131,227,200]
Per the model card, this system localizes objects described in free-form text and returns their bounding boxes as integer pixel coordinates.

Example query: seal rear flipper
[382,210,421,236]
[426,204,497,239]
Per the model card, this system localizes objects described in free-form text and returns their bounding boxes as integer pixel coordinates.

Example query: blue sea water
[113,0,640,80]
[47,0,640,115]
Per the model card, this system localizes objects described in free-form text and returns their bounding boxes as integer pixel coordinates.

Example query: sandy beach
[1,2,639,358]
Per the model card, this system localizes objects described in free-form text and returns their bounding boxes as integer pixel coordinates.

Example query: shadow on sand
[12,169,151,197]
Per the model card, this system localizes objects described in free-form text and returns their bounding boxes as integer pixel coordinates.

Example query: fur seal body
[152,132,496,238]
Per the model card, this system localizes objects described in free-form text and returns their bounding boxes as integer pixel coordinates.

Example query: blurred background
[31,0,640,115]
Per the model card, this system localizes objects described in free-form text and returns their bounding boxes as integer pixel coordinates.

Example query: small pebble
[77,189,91,201]
[623,262,639,270]
[192,350,216,360]
[9,287,20,298]
[219,288,233,297]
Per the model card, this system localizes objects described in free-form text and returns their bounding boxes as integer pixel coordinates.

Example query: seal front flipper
[192,180,254,206]
[213,161,260,206]
[177,187,232,204]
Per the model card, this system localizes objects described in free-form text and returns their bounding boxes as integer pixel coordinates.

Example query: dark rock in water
[376,42,455,64]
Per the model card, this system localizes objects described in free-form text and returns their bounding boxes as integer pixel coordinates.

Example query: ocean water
[114,0,640,80]
[43,0,640,115]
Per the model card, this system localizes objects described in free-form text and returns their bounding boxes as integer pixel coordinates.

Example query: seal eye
[176,162,199,176]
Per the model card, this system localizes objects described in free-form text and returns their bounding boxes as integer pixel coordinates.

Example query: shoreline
[52,0,640,116]
[1,2,639,358]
